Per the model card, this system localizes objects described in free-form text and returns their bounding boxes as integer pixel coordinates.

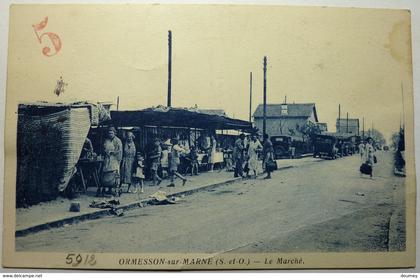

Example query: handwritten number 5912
[32,17,62,57]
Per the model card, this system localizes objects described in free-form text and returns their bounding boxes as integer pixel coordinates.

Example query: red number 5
[32,17,62,57]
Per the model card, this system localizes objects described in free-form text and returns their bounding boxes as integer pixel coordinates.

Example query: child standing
[160,144,170,179]
[132,153,145,194]
[189,146,199,176]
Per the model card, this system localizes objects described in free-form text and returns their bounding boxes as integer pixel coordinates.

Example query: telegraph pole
[346,112,349,134]
[362,117,365,141]
[116,96,120,111]
[249,72,253,123]
[401,82,405,129]
[263,56,267,136]
[167,30,172,107]
[370,122,373,137]
[338,104,341,133]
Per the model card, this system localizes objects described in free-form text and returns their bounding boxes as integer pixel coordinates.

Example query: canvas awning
[110,107,252,131]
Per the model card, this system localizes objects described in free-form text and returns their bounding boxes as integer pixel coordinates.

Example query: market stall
[16,101,111,206]
[111,106,252,175]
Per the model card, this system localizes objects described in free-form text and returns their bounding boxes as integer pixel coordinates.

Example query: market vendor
[80,137,94,159]
[99,126,123,196]
[198,132,211,153]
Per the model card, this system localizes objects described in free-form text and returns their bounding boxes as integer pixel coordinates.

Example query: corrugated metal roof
[198,109,227,117]
[111,107,252,130]
[18,101,111,125]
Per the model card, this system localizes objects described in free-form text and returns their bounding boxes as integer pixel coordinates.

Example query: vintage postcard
[2,4,416,269]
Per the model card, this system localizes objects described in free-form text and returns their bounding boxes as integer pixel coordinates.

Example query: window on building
[281,105,288,115]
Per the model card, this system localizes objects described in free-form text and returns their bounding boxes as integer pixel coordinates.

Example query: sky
[6,4,413,141]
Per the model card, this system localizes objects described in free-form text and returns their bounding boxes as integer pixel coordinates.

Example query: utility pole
[249,72,253,123]
[167,30,172,107]
[370,122,373,137]
[338,104,341,133]
[263,56,267,137]
[362,117,365,141]
[116,96,120,111]
[401,82,405,129]
[346,112,349,134]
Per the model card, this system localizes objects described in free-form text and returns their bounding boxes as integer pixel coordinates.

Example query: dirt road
[16,151,405,253]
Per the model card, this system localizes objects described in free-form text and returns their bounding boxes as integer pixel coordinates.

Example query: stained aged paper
[3,4,415,269]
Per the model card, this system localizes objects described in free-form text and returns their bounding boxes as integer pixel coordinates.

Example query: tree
[297,121,321,142]
[390,132,400,150]
[390,128,405,171]
[278,118,285,135]
[367,128,386,148]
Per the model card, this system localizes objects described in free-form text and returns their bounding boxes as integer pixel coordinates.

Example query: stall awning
[111,107,252,131]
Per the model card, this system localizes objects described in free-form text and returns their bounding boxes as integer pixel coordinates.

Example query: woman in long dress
[247,135,263,178]
[121,132,136,192]
[363,137,375,179]
[100,127,122,196]
[208,135,217,172]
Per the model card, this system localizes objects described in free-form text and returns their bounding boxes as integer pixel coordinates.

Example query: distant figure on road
[247,134,263,178]
[233,134,246,178]
[262,133,275,179]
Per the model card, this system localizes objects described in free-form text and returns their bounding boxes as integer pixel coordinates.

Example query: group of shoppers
[91,127,276,196]
[233,133,275,179]
[97,127,195,196]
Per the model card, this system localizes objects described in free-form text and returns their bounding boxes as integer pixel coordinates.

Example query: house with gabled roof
[253,103,319,139]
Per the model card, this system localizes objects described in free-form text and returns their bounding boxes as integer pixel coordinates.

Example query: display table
[196,152,223,165]
[76,157,103,192]
[212,152,224,164]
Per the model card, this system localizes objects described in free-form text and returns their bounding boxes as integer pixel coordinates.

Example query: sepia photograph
[2,4,416,269]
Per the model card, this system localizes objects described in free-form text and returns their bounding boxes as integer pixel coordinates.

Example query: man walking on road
[233,133,246,178]
[263,133,274,179]
[247,134,263,178]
